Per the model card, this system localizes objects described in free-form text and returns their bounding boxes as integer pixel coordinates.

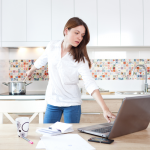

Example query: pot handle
[25,82,32,86]
[2,82,8,86]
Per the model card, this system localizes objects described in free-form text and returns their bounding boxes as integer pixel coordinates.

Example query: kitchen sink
[116,91,150,95]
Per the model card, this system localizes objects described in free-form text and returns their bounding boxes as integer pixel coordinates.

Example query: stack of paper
[36,134,95,150]
[36,122,74,136]
[36,128,62,136]
[50,122,73,133]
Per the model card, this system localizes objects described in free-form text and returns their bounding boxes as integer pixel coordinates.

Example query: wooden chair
[0,100,46,124]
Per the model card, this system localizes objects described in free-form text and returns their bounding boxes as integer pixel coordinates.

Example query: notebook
[36,122,74,136]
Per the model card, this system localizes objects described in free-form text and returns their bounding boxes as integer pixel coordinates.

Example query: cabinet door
[52,0,74,40]
[144,0,150,46]
[0,0,1,47]
[98,0,120,46]
[2,0,26,41]
[27,0,51,42]
[75,0,97,46]
[81,100,122,113]
[121,0,143,46]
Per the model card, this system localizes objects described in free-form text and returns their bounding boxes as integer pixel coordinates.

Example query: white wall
[78,80,150,92]
[9,47,150,62]
[0,47,9,93]
[87,47,150,59]
[8,47,150,92]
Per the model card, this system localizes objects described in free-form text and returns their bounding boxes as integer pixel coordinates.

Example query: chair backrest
[0,100,47,124]
[0,100,47,113]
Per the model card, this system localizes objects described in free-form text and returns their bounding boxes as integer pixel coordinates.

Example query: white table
[1,123,150,150]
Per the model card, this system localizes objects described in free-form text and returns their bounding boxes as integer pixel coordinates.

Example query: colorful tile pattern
[9,59,150,81]
[9,60,48,81]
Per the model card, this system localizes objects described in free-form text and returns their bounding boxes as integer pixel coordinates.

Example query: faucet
[132,65,148,93]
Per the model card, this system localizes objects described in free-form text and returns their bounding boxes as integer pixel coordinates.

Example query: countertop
[0,91,150,100]
[0,123,150,150]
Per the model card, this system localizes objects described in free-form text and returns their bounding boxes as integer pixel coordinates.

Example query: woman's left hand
[103,109,116,123]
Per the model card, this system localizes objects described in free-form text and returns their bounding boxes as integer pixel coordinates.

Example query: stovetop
[0,91,45,96]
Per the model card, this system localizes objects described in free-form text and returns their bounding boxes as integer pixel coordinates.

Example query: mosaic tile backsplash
[9,59,150,81]
[9,60,48,81]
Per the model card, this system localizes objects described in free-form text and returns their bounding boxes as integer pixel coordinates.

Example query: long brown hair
[63,17,91,68]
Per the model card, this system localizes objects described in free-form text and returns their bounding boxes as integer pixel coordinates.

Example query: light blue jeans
[43,104,81,123]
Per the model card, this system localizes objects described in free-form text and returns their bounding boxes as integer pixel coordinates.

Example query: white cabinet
[0,0,148,47]
[0,0,1,47]
[121,0,143,46]
[2,0,26,41]
[98,0,120,46]
[75,0,97,46]
[27,0,51,42]
[144,0,150,46]
[52,0,74,40]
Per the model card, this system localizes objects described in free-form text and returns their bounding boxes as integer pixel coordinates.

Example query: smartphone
[88,137,114,144]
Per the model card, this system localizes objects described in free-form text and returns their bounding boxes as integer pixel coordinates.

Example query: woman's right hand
[25,65,37,79]
[26,70,34,78]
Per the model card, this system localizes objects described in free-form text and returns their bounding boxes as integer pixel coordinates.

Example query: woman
[26,17,116,123]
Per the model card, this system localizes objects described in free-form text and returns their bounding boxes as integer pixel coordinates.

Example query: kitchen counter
[0,91,46,100]
[81,93,150,100]
[0,123,150,150]
[0,91,150,100]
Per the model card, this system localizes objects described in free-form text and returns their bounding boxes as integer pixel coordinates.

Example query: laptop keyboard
[91,126,113,133]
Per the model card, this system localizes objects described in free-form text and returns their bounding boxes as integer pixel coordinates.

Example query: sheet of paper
[40,134,95,150]
[36,134,52,149]
[36,140,45,149]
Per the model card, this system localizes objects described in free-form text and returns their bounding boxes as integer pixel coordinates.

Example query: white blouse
[34,40,99,106]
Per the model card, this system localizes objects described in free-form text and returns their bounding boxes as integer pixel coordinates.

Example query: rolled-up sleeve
[78,59,99,95]
[34,41,51,69]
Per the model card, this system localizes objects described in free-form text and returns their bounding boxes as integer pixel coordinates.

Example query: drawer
[81,100,122,113]
[80,113,117,123]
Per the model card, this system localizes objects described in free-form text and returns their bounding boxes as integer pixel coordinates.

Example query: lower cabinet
[80,99,122,123]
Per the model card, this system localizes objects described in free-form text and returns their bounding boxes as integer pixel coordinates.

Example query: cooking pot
[2,82,32,95]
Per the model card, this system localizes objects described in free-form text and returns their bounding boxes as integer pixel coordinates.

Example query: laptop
[78,95,150,139]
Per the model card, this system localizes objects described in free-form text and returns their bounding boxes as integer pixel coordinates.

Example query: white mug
[15,117,29,137]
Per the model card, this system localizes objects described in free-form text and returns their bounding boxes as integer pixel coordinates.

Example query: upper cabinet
[120,0,143,46]
[27,0,51,42]
[2,0,26,41]
[0,0,1,47]
[98,0,120,46]
[52,0,74,40]
[75,0,97,46]
[0,0,149,47]
[144,0,150,46]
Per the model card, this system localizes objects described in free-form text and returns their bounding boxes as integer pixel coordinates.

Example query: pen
[21,136,33,144]
[49,127,61,132]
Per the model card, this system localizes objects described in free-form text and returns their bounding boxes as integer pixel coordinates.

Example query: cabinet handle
[81,113,100,115]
